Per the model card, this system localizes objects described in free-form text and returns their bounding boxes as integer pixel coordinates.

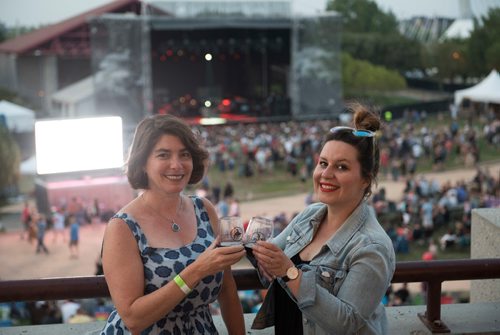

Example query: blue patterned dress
[101,196,223,335]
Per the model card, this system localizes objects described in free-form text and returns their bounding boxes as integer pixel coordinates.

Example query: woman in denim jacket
[251,102,396,334]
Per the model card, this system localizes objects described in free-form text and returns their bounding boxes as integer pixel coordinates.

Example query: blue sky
[1,0,498,27]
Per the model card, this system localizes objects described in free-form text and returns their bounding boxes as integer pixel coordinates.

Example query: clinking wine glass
[218,216,244,247]
[244,216,274,248]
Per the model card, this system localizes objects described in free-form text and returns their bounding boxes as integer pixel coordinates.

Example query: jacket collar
[323,201,368,256]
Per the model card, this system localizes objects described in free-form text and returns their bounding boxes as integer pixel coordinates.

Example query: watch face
[286,266,299,280]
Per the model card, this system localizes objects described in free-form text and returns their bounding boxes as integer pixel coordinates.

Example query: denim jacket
[252,201,395,335]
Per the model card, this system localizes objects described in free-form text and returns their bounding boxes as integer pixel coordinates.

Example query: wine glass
[244,216,274,248]
[218,216,244,247]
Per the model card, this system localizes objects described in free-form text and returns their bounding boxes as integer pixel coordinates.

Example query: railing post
[418,280,450,333]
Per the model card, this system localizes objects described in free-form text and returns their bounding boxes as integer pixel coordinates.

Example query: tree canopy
[327,0,421,72]
[0,23,7,43]
[327,0,398,34]
[341,52,406,95]
[0,126,21,204]
[467,8,500,75]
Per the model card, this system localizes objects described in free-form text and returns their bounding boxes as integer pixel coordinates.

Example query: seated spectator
[59,299,81,323]
[440,229,457,250]
[394,228,410,254]
[381,285,393,306]
[412,223,425,245]
[422,241,438,261]
[394,283,411,306]
[455,222,471,248]
[68,307,94,323]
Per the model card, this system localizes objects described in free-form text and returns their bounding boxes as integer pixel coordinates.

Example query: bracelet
[173,274,192,295]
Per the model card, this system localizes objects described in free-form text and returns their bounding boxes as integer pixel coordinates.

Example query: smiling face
[313,140,369,210]
[144,134,193,195]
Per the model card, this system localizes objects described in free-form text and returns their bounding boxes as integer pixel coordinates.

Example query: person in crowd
[229,197,241,217]
[68,215,79,259]
[393,283,411,306]
[216,195,230,218]
[422,241,438,261]
[59,299,81,323]
[250,102,396,334]
[439,228,457,250]
[20,200,32,241]
[34,212,49,254]
[100,114,245,335]
[51,207,66,243]
[68,307,95,324]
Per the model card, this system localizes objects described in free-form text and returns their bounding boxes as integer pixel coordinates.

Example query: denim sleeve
[295,243,395,333]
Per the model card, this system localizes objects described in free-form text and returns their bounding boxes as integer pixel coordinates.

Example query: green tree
[327,0,398,34]
[468,8,500,75]
[0,21,37,42]
[485,41,500,70]
[327,0,422,71]
[422,40,469,83]
[0,126,21,204]
[341,52,406,95]
[0,22,7,43]
[341,33,421,71]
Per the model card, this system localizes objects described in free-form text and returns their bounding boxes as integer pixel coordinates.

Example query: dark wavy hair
[126,114,208,189]
[323,102,382,197]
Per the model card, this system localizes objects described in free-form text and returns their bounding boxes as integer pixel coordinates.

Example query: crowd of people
[376,164,498,254]
[18,198,87,258]
[191,107,497,186]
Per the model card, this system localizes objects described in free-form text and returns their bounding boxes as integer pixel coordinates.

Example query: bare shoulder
[103,215,135,243]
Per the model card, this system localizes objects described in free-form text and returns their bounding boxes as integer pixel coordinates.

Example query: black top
[274,253,310,335]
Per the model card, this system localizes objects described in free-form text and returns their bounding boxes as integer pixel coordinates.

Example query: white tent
[51,76,95,118]
[454,70,500,106]
[441,19,473,40]
[0,100,36,132]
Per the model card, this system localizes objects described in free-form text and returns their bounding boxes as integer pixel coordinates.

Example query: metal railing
[1,259,500,333]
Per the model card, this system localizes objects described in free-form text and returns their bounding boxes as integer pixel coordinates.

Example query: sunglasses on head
[329,126,375,138]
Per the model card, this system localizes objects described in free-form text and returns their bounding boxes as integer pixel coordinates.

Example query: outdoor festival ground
[1,162,499,296]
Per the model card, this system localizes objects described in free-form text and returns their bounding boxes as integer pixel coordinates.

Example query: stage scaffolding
[89,2,341,125]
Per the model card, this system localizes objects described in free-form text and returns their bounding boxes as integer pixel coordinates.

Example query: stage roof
[149,16,293,30]
[0,0,140,55]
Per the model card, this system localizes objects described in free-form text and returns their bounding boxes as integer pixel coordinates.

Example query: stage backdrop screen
[35,116,124,175]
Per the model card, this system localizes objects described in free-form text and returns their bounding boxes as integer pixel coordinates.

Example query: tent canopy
[454,70,500,106]
[0,100,36,132]
[51,76,94,104]
[441,19,473,40]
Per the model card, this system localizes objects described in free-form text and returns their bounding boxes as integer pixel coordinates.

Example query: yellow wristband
[173,274,192,295]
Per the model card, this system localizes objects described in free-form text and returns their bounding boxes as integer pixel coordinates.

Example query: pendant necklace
[142,193,183,233]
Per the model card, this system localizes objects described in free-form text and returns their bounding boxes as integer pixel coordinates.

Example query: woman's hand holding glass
[195,236,245,276]
[252,241,293,282]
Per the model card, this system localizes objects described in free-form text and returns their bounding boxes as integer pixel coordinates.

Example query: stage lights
[155,35,286,63]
